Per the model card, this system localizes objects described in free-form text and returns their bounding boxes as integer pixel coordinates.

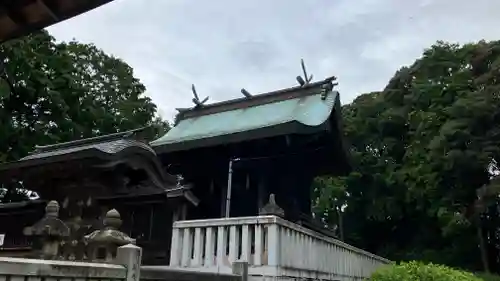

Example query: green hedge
[475,272,500,281]
[369,261,481,281]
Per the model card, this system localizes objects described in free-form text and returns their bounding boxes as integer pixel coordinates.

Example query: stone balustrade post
[232,261,248,281]
[116,244,142,281]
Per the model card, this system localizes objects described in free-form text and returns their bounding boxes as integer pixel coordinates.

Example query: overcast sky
[48,0,500,121]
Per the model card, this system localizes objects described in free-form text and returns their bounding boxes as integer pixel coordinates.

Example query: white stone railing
[0,244,141,281]
[0,242,248,281]
[170,216,390,279]
[0,257,126,281]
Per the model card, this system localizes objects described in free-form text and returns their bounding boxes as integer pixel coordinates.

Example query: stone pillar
[232,261,249,281]
[116,244,142,281]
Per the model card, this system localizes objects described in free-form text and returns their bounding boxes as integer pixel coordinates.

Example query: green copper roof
[151,79,341,153]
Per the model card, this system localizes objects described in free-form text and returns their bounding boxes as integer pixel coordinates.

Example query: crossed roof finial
[296,58,314,86]
[191,84,209,108]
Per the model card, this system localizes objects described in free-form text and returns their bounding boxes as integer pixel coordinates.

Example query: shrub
[476,272,500,281]
[369,261,481,281]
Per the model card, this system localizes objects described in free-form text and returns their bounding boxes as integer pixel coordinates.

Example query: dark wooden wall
[113,201,174,265]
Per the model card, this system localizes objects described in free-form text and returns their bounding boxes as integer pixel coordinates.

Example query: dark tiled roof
[0,127,172,183]
[0,127,177,192]
[16,127,155,163]
[21,139,155,161]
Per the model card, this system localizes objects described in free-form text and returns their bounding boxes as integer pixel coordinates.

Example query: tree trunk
[477,220,490,273]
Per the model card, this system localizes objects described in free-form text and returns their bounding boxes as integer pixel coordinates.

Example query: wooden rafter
[0,0,116,43]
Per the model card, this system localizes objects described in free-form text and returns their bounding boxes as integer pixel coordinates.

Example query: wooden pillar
[257,174,267,211]
[172,203,188,222]
[172,207,180,222]
[181,204,188,220]
[220,182,226,217]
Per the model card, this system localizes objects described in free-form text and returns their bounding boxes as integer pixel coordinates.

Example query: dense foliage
[314,40,500,273]
[369,261,481,281]
[0,30,168,202]
[476,272,500,281]
[0,30,168,162]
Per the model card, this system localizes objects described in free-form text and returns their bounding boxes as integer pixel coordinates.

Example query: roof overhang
[0,128,176,188]
[0,185,200,214]
[0,0,116,43]
[154,121,330,154]
[0,200,46,215]
[151,78,341,154]
[0,140,155,172]
[97,186,200,207]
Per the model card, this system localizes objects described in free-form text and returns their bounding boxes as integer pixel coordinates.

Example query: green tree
[315,40,500,273]
[0,30,168,162]
[0,30,169,202]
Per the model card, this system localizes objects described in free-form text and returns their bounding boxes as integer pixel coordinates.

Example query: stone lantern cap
[23,200,70,237]
[259,193,285,217]
[84,209,136,245]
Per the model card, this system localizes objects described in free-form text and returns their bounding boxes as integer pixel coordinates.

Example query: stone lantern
[259,193,285,217]
[23,200,70,259]
[84,209,135,262]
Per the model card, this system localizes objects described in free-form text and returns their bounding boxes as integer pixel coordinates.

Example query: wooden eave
[0,128,178,188]
[97,186,200,206]
[0,0,116,43]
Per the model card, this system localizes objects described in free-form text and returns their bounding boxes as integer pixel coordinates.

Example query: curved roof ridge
[175,76,337,122]
[32,127,149,154]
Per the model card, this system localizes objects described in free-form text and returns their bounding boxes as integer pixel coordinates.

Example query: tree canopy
[0,30,168,203]
[0,30,168,163]
[314,40,500,273]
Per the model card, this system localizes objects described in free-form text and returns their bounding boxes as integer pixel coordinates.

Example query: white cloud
[48,0,500,120]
